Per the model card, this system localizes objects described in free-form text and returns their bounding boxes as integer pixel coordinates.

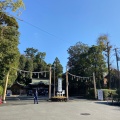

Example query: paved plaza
[0,96,120,120]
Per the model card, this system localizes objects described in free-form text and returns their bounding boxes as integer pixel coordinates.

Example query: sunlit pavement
[0,96,120,120]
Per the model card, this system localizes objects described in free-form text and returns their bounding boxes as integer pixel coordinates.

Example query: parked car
[38,90,46,96]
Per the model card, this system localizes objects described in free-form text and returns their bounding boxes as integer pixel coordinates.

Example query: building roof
[11,82,25,89]
[29,78,49,85]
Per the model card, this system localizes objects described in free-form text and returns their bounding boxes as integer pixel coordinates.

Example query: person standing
[33,89,38,104]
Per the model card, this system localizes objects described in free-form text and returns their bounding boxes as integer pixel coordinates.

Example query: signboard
[58,78,62,92]
[98,89,103,101]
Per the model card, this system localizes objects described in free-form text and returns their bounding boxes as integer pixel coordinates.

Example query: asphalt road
[0,96,120,120]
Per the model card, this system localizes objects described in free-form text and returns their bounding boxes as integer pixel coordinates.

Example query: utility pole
[114,48,120,89]
[106,42,111,89]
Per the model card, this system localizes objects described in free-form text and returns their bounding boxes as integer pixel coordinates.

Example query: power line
[7,13,73,45]
[20,20,58,38]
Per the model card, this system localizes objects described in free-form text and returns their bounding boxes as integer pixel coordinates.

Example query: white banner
[98,89,103,101]
[58,78,62,92]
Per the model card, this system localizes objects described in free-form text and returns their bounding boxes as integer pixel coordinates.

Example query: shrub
[116,89,120,95]
[101,89,117,100]
[87,88,97,99]
[87,89,117,100]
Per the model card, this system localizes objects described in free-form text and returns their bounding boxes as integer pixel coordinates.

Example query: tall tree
[34,52,46,71]
[0,0,25,98]
[52,57,63,78]
[97,35,112,88]
[67,42,90,95]
[88,45,107,88]
[67,41,107,95]
[18,54,26,70]
[0,12,20,86]
[52,57,63,94]
[24,47,38,60]
[16,48,48,83]
[67,42,89,76]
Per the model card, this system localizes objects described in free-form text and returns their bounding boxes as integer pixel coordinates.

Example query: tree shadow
[94,101,120,107]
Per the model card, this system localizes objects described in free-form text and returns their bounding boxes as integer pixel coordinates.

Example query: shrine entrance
[65,69,97,99]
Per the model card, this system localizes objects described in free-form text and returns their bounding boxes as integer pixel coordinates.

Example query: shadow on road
[94,101,120,107]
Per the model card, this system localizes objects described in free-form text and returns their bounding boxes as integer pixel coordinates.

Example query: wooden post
[54,67,55,96]
[66,67,68,100]
[93,72,97,99]
[2,71,10,103]
[49,66,51,99]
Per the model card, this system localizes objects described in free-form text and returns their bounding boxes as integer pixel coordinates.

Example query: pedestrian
[33,89,38,104]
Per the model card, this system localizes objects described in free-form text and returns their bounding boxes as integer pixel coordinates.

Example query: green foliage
[67,41,107,91]
[24,47,38,59]
[51,57,63,83]
[88,45,107,88]
[19,55,26,70]
[101,89,116,100]
[24,59,33,72]
[0,0,25,12]
[67,42,89,76]
[0,12,20,86]
[34,51,47,71]
[97,35,108,50]
[0,0,25,88]
[0,85,3,96]
[116,88,120,95]
[16,49,63,86]
[53,57,63,76]
[66,41,107,96]
[86,88,97,99]
[97,35,112,89]
[86,89,117,100]
[16,48,51,85]
[0,12,19,28]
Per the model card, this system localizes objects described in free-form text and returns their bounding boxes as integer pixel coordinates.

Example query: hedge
[87,88,117,100]
[101,89,117,100]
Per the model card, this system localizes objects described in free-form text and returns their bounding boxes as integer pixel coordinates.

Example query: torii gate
[2,66,52,103]
[65,67,97,100]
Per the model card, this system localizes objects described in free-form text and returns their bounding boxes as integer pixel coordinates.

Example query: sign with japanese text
[58,78,62,92]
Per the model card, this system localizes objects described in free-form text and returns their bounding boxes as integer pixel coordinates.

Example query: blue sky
[16,0,120,72]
